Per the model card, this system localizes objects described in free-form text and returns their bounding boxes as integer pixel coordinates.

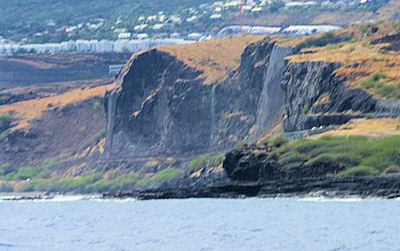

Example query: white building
[61,40,76,51]
[214,7,223,12]
[225,0,242,7]
[210,13,222,19]
[283,25,341,35]
[186,16,198,22]
[114,39,131,53]
[251,6,263,12]
[137,33,150,40]
[134,24,148,31]
[218,25,282,36]
[118,33,131,39]
[97,40,114,53]
[152,24,165,30]
[187,33,203,40]
[170,32,181,38]
[75,40,91,52]
[168,15,182,24]
[0,37,192,55]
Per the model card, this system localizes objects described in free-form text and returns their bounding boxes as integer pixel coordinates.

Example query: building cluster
[111,0,366,41]
[218,24,340,36]
[0,22,343,56]
[0,38,192,56]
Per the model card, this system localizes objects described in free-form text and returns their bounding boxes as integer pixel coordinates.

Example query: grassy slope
[2,27,400,193]
[286,21,400,100]
[275,23,400,176]
[0,84,114,129]
[313,118,400,137]
[272,135,400,176]
[158,35,264,83]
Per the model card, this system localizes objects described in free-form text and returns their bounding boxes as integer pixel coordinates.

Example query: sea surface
[1,197,400,251]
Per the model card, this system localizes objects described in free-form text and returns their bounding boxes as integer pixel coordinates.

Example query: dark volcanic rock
[105,49,209,156]
[104,38,289,157]
[281,61,379,132]
[104,173,400,200]
[106,38,397,157]
[371,33,400,52]
[223,148,277,181]
[99,35,400,199]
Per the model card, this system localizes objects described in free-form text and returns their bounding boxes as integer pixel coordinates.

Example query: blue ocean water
[1,197,399,251]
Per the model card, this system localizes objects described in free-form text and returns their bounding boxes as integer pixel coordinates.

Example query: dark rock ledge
[102,174,400,200]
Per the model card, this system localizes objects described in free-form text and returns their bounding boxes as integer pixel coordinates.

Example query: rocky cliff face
[105,49,205,157]
[104,38,290,158]
[104,37,400,159]
[281,61,400,132]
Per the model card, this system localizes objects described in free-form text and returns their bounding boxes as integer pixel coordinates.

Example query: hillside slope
[1,26,400,195]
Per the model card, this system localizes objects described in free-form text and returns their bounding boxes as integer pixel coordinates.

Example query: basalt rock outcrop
[281,61,375,132]
[97,35,400,199]
[104,38,291,158]
[281,61,400,132]
[104,37,400,160]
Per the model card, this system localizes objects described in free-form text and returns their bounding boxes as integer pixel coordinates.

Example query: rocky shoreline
[1,174,399,201]
[103,174,400,200]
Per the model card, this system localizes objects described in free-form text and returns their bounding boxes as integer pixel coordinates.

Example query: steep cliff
[104,35,400,160]
[281,61,372,132]
[104,38,290,158]
[104,49,205,157]
[281,61,400,132]
[3,30,400,195]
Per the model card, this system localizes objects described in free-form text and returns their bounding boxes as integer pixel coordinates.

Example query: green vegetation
[59,149,72,159]
[0,0,216,42]
[4,135,399,193]
[294,32,352,51]
[1,166,40,181]
[17,166,182,192]
[59,173,102,189]
[21,173,103,192]
[91,172,139,191]
[186,153,225,173]
[138,168,182,188]
[21,177,61,192]
[0,163,11,176]
[0,183,13,192]
[361,72,386,88]
[274,136,400,176]
[361,73,400,99]
[0,160,57,181]
[33,143,49,154]
[303,104,309,114]
[269,136,288,148]
[0,113,13,133]
[337,166,380,176]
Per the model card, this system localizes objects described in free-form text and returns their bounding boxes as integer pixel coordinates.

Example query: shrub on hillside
[0,184,13,192]
[186,153,224,173]
[138,168,182,188]
[0,113,12,133]
[294,32,353,52]
[274,136,400,176]
[337,166,380,176]
[269,136,288,148]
